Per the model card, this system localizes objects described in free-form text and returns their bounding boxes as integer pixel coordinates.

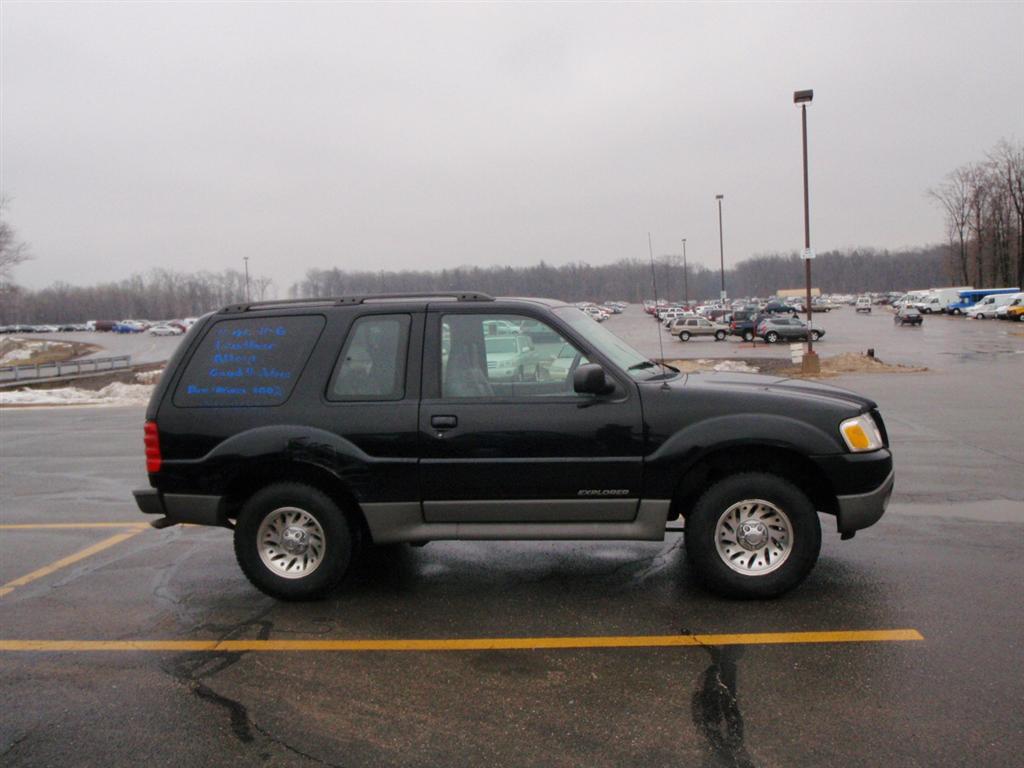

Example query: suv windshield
[553,307,670,381]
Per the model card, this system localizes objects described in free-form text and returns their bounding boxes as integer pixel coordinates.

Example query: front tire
[810,330,822,341]
[742,331,754,342]
[765,331,779,343]
[234,483,356,600]
[715,330,726,341]
[679,331,691,341]
[684,472,821,598]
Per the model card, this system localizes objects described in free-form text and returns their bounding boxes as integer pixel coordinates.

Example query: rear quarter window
[172,315,325,407]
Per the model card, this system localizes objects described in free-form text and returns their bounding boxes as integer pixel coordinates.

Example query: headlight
[839,414,884,453]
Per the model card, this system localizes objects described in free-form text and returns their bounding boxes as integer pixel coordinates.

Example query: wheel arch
[222,460,371,544]
[668,445,838,522]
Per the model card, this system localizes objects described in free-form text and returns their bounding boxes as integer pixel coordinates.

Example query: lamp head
[793,89,814,104]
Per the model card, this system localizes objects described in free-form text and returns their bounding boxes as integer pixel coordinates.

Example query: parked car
[134,291,892,601]
[894,307,923,326]
[540,342,588,382]
[728,310,769,342]
[675,316,728,342]
[1007,304,1024,321]
[758,317,824,343]
[966,293,1018,319]
[994,293,1024,320]
[114,320,147,333]
[855,297,872,313]
[482,334,544,380]
[763,301,799,315]
[149,324,185,336]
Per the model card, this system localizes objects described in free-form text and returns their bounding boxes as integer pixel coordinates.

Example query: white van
[914,287,973,314]
[966,293,1018,319]
[995,293,1024,320]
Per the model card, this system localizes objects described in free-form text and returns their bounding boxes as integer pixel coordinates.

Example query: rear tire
[742,331,754,342]
[810,330,822,341]
[715,330,726,341]
[684,472,821,598]
[766,331,779,343]
[234,483,356,601]
[679,331,691,341]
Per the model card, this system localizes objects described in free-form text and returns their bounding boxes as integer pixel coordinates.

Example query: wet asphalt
[1,306,1022,767]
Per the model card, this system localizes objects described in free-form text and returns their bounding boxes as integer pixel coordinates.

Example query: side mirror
[573,363,615,395]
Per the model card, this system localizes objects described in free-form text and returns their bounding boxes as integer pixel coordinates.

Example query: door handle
[430,415,458,430]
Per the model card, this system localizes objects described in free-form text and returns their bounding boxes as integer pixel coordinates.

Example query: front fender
[643,414,842,497]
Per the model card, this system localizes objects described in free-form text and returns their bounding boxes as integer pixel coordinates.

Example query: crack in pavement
[684,628,758,768]
[160,606,346,766]
[0,731,32,761]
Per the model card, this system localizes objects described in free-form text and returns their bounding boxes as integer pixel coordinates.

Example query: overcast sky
[2,1,1022,292]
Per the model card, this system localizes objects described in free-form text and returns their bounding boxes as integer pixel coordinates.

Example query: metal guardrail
[0,355,132,383]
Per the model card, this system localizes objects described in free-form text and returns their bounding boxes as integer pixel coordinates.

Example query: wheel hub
[736,520,769,550]
[256,507,326,579]
[714,499,793,576]
[281,525,310,555]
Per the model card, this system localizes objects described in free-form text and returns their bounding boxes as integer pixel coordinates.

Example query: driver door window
[441,314,587,398]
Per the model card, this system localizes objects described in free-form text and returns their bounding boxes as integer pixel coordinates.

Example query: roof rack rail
[219,292,495,313]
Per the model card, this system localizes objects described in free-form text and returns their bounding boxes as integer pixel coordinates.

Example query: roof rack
[219,292,495,313]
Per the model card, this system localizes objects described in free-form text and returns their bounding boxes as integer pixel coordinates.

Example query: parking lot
[1,305,1022,767]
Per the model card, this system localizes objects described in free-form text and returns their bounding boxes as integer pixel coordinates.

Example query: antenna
[648,233,669,385]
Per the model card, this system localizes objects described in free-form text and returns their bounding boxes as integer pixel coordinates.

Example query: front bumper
[133,488,226,528]
[834,468,894,537]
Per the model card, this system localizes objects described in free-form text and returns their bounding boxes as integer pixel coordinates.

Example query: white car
[484,334,540,380]
[855,297,872,313]
[995,293,1024,319]
[541,342,588,382]
[149,324,184,336]
[966,293,1017,319]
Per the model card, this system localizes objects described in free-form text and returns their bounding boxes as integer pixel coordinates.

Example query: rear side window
[329,314,410,401]
[172,316,325,407]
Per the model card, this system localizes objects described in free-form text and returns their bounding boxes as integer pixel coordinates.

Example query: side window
[441,314,587,398]
[329,314,410,401]
[173,315,325,407]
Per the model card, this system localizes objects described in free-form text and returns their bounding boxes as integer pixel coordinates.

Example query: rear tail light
[144,420,162,473]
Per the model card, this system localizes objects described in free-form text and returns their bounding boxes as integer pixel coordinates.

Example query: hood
[664,371,877,412]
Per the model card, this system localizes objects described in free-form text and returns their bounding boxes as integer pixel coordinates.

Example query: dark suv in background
[135,293,893,601]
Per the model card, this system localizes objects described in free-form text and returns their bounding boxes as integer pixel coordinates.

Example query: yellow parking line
[0,523,148,530]
[0,530,143,598]
[0,629,923,652]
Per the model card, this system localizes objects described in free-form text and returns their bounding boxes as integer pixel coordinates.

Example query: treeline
[1,269,273,324]
[288,245,950,304]
[929,138,1023,287]
[3,247,953,323]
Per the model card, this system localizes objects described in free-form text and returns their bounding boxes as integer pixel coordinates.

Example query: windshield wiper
[628,361,656,371]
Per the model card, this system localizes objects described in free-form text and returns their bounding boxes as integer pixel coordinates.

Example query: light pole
[681,238,689,306]
[794,88,818,371]
[715,195,726,301]
[243,256,251,302]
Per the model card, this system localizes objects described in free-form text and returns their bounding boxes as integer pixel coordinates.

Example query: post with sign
[794,88,819,373]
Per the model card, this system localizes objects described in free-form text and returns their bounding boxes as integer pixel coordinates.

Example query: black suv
[134,293,893,600]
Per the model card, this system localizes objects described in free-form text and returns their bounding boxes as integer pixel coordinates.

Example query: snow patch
[711,360,759,373]
[0,382,154,407]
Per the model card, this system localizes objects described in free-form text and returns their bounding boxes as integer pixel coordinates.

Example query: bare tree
[964,163,992,285]
[0,197,32,282]
[928,168,972,285]
[990,139,1024,286]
